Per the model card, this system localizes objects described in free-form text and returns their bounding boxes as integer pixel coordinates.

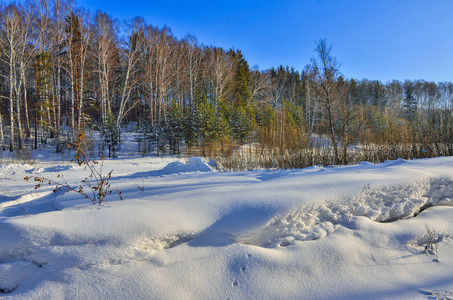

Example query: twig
[25,132,123,205]
[7,190,30,216]
[424,224,439,261]
[430,290,453,300]
[135,178,145,192]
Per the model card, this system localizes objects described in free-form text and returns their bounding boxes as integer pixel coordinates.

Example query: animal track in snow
[0,232,197,292]
[238,178,453,248]
[0,247,46,267]
[0,248,45,294]
[134,232,197,251]
[74,233,198,270]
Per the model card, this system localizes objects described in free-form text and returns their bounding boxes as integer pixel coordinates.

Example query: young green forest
[1,0,453,169]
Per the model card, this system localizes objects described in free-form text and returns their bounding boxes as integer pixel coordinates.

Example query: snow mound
[383,157,408,166]
[160,157,214,175]
[29,165,74,174]
[239,178,453,247]
[0,164,34,175]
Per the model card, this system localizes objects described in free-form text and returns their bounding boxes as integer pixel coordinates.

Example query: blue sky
[77,0,453,83]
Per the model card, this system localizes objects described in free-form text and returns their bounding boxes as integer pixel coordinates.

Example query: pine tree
[103,112,120,158]
[184,105,200,152]
[404,81,417,121]
[230,105,255,143]
[229,49,252,107]
[164,103,184,154]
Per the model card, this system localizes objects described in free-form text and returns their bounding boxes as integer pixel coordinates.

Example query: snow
[160,157,214,175]
[1,152,453,299]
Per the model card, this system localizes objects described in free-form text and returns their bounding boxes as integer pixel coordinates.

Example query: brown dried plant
[25,133,123,204]
[424,224,439,261]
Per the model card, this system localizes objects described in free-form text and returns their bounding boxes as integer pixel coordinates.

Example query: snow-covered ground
[1,151,453,299]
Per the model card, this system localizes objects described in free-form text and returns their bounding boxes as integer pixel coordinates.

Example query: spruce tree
[164,103,184,154]
[404,82,417,121]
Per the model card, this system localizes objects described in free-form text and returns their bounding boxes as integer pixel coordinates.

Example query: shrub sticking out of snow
[208,158,223,171]
[423,224,439,261]
[24,133,123,205]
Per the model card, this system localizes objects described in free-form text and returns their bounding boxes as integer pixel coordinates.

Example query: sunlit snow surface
[1,153,453,299]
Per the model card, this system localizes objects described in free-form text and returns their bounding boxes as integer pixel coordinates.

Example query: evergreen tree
[184,105,200,151]
[404,81,417,121]
[230,49,251,107]
[103,112,120,158]
[230,105,255,143]
[164,103,184,154]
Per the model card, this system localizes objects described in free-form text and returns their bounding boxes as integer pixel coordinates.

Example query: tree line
[2,0,453,168]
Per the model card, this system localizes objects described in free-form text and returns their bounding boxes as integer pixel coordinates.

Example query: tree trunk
[20,67,31,138]
[327,103,339,165]
[9,56,15,152]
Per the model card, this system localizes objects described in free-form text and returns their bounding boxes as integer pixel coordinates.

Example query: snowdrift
[1,156,453,299]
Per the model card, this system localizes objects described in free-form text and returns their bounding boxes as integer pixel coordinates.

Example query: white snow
[1,152,453,299]
[160,156,214,175]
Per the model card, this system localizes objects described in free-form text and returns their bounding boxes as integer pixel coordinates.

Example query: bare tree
[386,80,404,112]
[62,11,80,137]
[12,1,37,146]
[116,17,146,126]
[74,9,91,132]
[0,3,22,151]
[302,66,319,134]
[249,66,271,106]
[143,25,159,128]
[310,39,347,164]
[182,34,200,106]
[93,11,118,125]
[156,27,177,120]
[50,0,73,146]
[32,0,53,145]
[211,47,233,105]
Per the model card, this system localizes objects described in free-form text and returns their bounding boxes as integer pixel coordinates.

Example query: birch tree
[182,34,200,106]
[49,0,73,147]
[0,3,21,151]
[74,9,91,132]
[93,11,118,125]
[310,39,346,165]
[116,17,145,127]
[211,47,233,105]
[32,0,53,146]
[13,1,36,145]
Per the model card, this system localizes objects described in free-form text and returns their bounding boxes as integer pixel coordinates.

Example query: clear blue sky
[77,0,453,83]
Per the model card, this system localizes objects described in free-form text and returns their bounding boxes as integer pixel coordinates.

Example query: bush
[25,132,123,204]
